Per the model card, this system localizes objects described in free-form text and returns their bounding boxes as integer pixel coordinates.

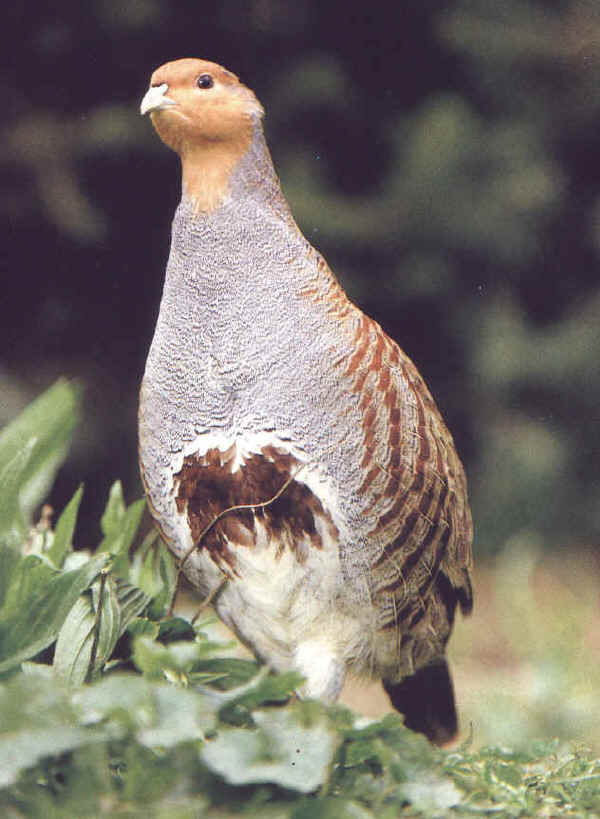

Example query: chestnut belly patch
[173,444,339,574]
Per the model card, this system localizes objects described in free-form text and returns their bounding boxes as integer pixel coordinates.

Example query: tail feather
[383,659,458,746]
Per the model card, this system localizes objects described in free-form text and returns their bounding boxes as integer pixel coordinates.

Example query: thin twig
[180,465,302,571]
[191,577,229,625]
[169,461,308,617]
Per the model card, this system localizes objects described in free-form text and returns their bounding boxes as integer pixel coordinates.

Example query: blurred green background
[3,1,599,556]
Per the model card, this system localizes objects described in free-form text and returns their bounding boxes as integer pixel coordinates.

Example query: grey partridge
[138,58,473,745]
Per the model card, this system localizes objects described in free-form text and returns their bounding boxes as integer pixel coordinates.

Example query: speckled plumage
[138,59,473,744]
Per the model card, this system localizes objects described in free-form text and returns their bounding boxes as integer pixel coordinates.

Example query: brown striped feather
[171,445,339,577]
[300,250,472,662]
[329,287,473,673]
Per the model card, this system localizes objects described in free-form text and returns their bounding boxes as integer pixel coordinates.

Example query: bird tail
[383,659,459,746]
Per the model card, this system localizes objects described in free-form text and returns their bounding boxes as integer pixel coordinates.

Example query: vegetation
[3,2,600,814]
[1,382,599,817]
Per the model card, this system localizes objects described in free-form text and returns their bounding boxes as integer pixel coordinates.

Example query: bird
[138,58,473,745]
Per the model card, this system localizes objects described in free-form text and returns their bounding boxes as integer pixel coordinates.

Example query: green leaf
[47,484,84,568]
[115,577,151,629]
[53,593,101,685]
[0,674,96,789]
[344,737,383,768]
[98,482,145,579]
[127,617,159,641]
[218,670,304,723]
[54,572,121,684]
[399,775,462,815]
[0,552,108,673]
[0,672,212,792]
[130,531,177,618]
[191,657,262,691]
[201,706,339,793]
[292,798,375,818]
[0,441,36,550]
[133,636,206,683]
[73,673,216,746]
[0,379,80,548]
[0,545,22,619]
[54,574,149,684]
[137,684,214,747]
[157,617,197,643]
[100,480,126,536]
[20,662,54,679]
[129,529,159,592]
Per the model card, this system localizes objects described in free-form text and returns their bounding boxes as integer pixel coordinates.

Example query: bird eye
[196,74,214,89]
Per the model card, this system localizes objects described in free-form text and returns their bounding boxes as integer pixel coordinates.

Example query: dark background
[3,0,600,555]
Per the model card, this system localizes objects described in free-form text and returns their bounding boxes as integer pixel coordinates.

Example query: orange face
[140,58,263,155]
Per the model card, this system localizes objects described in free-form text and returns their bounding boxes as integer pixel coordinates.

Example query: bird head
[140,58,268,212]
[140,58,263,156]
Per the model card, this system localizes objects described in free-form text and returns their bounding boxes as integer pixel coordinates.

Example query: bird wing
[329,288,473,672]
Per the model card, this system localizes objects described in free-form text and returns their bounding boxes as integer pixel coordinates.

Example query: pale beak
[140,83,177,116]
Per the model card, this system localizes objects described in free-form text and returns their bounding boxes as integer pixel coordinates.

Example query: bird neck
[180,120,291,220]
